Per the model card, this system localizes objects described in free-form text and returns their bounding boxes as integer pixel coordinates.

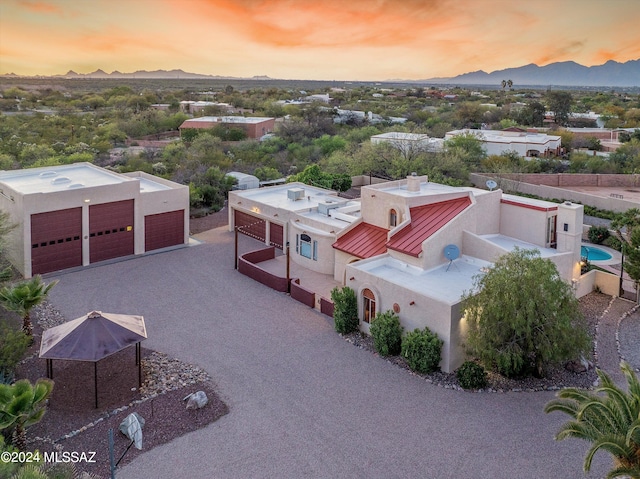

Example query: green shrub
[456,361,488,389]
[330,286,358,334]
[587,225,610,244]
[603,235,623,251]
[0,321,30,382]
[0,435,21,477]
[369,311,403,356]
[401,327,443,374]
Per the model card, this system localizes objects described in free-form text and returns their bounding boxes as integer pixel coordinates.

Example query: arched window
[363,288,376,324]
[389,209,398,228]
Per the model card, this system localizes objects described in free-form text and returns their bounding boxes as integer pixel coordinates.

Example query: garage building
[0,163,189,277]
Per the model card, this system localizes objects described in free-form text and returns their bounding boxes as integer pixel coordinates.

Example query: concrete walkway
[45,227,610,479]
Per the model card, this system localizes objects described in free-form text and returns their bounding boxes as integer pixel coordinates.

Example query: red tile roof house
[179,116,275,140]
[229,175,605,373]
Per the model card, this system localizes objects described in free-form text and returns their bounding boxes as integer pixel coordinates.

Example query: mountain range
[2,59,639,87]
[426,59,640,87]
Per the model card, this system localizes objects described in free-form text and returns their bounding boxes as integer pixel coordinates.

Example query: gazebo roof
[39,311,147,362]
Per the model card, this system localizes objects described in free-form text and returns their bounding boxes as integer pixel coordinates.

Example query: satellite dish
[444,244,460,272]
[486,180,498,191]
[443,244,460,260]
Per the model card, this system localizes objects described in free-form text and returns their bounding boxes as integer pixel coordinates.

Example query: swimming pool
[581,245,613,261]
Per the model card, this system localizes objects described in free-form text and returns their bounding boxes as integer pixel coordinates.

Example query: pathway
[596,296,638,386]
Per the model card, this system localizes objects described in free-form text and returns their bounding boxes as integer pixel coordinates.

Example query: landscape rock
[185,391,208,410]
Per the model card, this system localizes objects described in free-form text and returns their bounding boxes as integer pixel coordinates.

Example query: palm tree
[501,79,507,91]
[0,378,54,451]
[0,275,58,336]
[507,79,513,90]
[544,362,640,479]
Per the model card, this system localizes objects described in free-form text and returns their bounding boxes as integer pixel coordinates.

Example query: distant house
[179,101,232,114]
[226,172,260,190]
[445,128,562,157]
[179,116,276,139]
[370,132,444,154]
[229,175,584,373]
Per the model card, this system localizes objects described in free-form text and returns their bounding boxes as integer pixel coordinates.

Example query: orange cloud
[18,0,63,15]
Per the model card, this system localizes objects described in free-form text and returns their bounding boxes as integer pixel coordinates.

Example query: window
[389,209,398,228]
[297,234,318,261]
[363,288,376,324]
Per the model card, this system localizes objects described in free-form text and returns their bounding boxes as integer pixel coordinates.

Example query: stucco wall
[347,266,463,373]
[470,173,640,214]
[499,203,550,247]
[576,269,620,298]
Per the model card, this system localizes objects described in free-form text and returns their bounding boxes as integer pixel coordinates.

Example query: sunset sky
[1,0,639,81]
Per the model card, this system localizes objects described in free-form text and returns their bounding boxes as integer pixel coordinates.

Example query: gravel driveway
[45,228,609,479]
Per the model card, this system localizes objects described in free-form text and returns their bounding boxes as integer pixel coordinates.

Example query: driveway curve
[46,228,608,479]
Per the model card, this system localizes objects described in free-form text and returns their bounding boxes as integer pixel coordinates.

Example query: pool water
[581,245,613,261]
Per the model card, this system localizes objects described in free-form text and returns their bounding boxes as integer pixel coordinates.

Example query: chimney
[407,172,421,192]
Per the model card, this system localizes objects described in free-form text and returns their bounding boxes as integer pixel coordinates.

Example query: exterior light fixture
[409,301,415,306]
[349,277,355,281]
[84,199,91,203]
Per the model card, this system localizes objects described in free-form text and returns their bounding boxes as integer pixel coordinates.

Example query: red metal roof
[332,222,389,259]
[386,196,472,257]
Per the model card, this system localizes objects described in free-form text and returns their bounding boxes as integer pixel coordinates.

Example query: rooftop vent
[287,188,305,201]
[67,183,85,189]
[39,171,57,178]
[51,176,71,185]
[407,173,421,193]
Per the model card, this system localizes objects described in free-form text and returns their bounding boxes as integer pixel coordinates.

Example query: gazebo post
[46,359,53,379]
[136,342,142,387]
[94,361,99,409]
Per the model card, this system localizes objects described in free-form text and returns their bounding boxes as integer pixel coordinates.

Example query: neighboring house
[333,109,407,125]
[445,128,562,157]
[370,132,444,154]
[179,116,275,139]
[179,101,231,114]
[0,163,189,278]
[226,172,260,190]
[229,175,584,373]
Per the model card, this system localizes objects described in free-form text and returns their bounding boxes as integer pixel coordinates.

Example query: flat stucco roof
[0,164,131,195]
[353,254,491,305]
[479,234,562,258]
[371,180,489,199]
[182,116,273,124]
[137,177,170,192]
[232,183,340,212]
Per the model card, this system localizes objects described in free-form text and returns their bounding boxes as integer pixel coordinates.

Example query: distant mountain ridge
[427,59,640,87]
[51,69,270,80]
[2,59,638,86]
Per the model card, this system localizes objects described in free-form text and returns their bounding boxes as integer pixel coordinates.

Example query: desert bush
[587,225,610,244]
[401,327,443,374]
[369,311,403,356]
[330,286,358,334]
[603,235,623,251]
[456,361,488,389]
[0,321,30,383]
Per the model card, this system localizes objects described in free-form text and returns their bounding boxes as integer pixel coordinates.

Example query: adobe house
[0,163,189,277]
[445,128,562,157]
[179,116,275,139]
[229,175,584,373]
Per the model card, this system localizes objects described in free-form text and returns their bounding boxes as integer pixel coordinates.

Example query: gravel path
[43,228,612,479]
[619,309,640,372]
[595,296,637,385]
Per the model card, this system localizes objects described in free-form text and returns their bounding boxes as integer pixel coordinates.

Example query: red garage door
[269,223,283,249]
[234,210,266,243]
[31,208,82,275]
[145,210,185,251]
[89,200,134,263]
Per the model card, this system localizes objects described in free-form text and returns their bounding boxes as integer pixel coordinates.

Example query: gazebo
[39,311,147,408]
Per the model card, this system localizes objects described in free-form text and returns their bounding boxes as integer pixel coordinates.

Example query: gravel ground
[344,292,611,392]
[189,206,228,234]
[619,309,640,371]
[12,302,229,479]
